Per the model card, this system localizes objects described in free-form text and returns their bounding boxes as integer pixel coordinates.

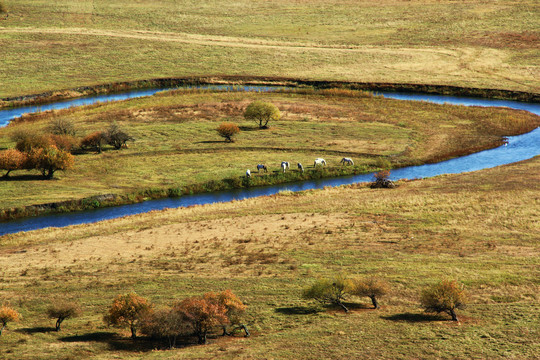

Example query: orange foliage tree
[81,131,106,153]
[216,122,240,142]
[204,290,248,336]
[0,149,27,177]
[420,280,467,321]
[29,145,74,179]
[175,296,229,344]
[104,293,152,339]
[0,305,21,336]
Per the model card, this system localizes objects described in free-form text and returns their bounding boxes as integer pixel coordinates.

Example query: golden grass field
[0,0,539,97]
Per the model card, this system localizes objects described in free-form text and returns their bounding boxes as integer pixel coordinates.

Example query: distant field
[0,0,539,97]
[1,89,537,211]
[0,154,538,359]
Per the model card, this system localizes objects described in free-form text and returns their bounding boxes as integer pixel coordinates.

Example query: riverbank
[2,76,539,110]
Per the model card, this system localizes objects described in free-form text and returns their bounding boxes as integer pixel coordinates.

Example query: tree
[371,169,395,188]
[216,122,240,142]
[47,301,82,331]
[50,118,76,136]
[0,305,21,336]
[14,132,54,153]
[204,290,248,336]
[104,293,152,339]
[350,277,390,309]
[302,275,352,312]
[81,131,106,153]
[420,280,467,321]
[105,122,133,149]
[244,101,281,129]
[176,296,229,344]
[50,134,79,153]
[140,307,190,349]
[0,149,27,178]
[29,145,74,179]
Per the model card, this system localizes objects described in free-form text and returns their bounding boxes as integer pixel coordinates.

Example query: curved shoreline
[1,76,539,110]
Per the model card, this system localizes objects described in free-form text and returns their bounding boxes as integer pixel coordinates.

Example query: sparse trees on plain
[216,122,240,142]
[244,101,281,129]
[0,305,21,336]
[302,275,352,312]
[47,301,82,331]
[0,149,27,177]
[350,277,390,309]
[104,293,152,339]
[420,280,467,321]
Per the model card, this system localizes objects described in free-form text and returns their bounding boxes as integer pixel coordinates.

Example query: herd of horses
[246,157,354,178]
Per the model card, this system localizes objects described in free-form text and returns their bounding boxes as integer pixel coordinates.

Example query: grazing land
[0,0,539,97]
[0,156,538,359]
[1,89,537,212]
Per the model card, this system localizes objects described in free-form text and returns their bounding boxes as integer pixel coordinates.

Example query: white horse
[257,164,268,173]
[281,161,290,173]
[297,163,304,173]
[314,158,326,167]
[246,169,251,178]
[340,157,354,166]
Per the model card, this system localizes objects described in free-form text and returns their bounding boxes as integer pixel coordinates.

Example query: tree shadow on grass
[59,332,199,352]
[381,313,445,323]
[239,126,261,132]
[0,174,47,181]
[275,306,322,315]
[194,140,227,144]
[17,326,56,334]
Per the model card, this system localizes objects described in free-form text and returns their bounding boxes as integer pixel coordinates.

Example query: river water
[0,87,538,236]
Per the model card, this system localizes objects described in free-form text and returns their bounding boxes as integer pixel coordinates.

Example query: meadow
[0,0,538,98]
[1,88,537,214]
[0,155,538,359]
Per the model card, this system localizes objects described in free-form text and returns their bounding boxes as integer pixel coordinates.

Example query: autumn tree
[81,131,106,153]
[204,290,248,336]
[303,275,352,312]
[47,301,82,331]
[140,307,189,349]
[104,293,152,339]
[0,305,21,336]
[244,101,281,129]
[176,296,229,344]
[29,145,74,179]
[350,277,390,309]
[49,134,79,153]
[14,132,54,153]
[0,149,27,178]
[216,122,240,142]
[420,280,467,321]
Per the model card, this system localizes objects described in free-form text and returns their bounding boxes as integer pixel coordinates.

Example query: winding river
[0,87,539,236]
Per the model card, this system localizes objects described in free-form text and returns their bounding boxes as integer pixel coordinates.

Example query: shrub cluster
[216,122,240,142]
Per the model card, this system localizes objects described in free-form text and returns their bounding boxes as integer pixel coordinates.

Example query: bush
[0,305,21,336]
[81,131,106,153]
[50,118,77,136]
[371,169,395,188]
[105,122,133,149]
[302,275,352,312]
[216,122,240,142]
[47,301,82,331]
[14,132,54,153]
[175,296,229,344]
[104,293,153,339]
[350,277,390,309]
[204,289,248,336]
[140,307,189,349]
[420,280,467,321]
[244,101,281,129]
[0,149,27,177]
[50,134,79,153]
[29,145,75,179]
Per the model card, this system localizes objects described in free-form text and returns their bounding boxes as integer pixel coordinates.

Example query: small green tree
[0,305,21,336]
[420,280,467,321]
[350,277,390,309]
[302,275,352,312]
[47,301,82,331]
[216,122,240,142]
[104,293,152,339]
[244,101,281,129]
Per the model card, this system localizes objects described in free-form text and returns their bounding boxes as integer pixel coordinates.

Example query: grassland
[1,89,537,214]
[0,154,538,359]
[0,0,539,97]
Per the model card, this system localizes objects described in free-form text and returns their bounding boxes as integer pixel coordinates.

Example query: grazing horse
[297,163,304,173]
[257,164,268,173]
[281,161,290,173]
[340,157,354,166]
[313,158,326,167]
[246,169,251,178]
